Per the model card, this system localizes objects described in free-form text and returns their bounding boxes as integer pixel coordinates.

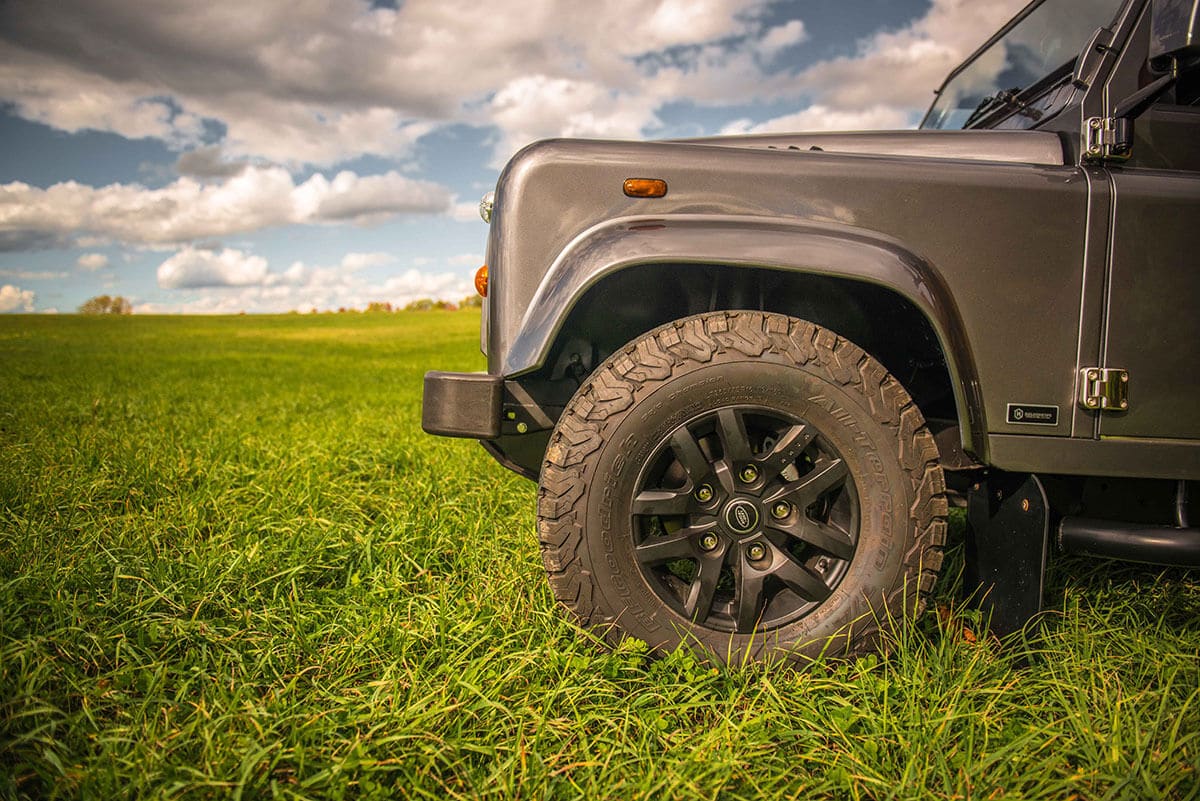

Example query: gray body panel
[1103,169,1200,441]
[487,136,1090,462]
[449,0,1200,481]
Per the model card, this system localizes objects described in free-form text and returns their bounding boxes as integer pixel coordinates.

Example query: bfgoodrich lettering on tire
[537,311,947,666]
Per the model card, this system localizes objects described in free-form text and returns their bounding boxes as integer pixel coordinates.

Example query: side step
[1058,518,1200,568]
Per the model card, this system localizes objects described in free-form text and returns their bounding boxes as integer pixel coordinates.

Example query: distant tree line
[78,295,132,314]
[333,296,481,313]
[401,298,456,312]
[75,294,482,314]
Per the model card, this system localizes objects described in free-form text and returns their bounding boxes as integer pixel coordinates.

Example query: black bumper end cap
[421,371,503,439]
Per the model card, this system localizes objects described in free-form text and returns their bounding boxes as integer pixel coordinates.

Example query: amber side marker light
[623,178,668,198]
[474,265,489,297]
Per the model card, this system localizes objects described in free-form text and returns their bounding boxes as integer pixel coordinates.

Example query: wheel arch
[535,309,949,664]
[504,215,987,461]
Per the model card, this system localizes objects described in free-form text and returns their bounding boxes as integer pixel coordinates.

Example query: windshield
[921,0,1127,130]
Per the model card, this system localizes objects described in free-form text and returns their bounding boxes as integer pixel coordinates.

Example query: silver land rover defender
[423,0,1200,665]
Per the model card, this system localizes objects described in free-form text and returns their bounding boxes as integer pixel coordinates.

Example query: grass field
[1,312,1197,800]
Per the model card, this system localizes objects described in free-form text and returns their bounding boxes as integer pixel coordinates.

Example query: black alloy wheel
[631,405,859,634]
[537,311,947,665]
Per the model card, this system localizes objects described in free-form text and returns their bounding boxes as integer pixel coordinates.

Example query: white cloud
[449,200,484,223]
[0,69,205,147]
[339,252,394,271]
[0,0,765,168]
[0,284,35,313]
[640,45,798,112]
[218,108,435,167]
[382,269,473,302]
[793,0,1026,113]
[142,250,474,314]
[760,20,808,54]
[141,263,472,314]
[0,166,453,248]
[0,0,1029,207]
[0,268,69,280]
[175,146,248,179]
[77,253,109,271]
[157,247,269,289]
[447,253,483,268]
[631,0,762,51]
[624,0,1022,139]
[294,170,447,223]
[487,75,662,167]
[721,104,916,135]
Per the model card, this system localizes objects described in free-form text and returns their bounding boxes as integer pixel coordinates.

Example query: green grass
[1,312,1197,800]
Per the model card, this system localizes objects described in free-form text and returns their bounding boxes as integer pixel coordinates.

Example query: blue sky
[0,0,1025,314]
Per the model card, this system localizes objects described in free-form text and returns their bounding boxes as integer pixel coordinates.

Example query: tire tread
[536,311,947,663]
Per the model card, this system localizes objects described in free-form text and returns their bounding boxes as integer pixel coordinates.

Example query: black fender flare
[501,213,988,459]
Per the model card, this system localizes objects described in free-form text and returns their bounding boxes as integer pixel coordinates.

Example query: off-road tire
[536,311,946,665]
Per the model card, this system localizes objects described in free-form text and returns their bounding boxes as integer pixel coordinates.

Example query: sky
[0,0,1027,315]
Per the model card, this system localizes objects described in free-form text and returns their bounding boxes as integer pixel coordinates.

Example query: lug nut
[699,533,719,552]
[739,465,759,483]
[771,501,791,519]
[694,484,714,503]
[747,543,767,561]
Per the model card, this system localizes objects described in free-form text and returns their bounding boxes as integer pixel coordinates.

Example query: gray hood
[675,129,1066,167]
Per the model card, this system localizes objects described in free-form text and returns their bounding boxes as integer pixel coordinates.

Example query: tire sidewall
[580,353,914,663]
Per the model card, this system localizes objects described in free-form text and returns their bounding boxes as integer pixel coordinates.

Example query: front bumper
[423,370,560,479]
[421,371,503,439]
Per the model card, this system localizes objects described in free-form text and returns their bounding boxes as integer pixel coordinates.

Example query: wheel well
[528,262,958,426]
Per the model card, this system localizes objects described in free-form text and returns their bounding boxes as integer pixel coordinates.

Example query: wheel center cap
[723,498,760,534]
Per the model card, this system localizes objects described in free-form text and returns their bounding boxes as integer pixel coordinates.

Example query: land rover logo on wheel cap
[724,499,759,534]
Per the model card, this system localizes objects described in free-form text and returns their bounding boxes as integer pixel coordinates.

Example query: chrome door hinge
[1080,367,1129,410]
[1083,117,1131,162]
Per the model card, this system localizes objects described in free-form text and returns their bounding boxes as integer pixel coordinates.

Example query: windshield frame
[918,0,1130,131]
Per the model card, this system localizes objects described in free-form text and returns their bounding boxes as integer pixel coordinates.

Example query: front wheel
[537,311,946,666]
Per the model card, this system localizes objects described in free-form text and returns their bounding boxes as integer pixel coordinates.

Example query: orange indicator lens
[623,178,668,198]
[474,264,488,297]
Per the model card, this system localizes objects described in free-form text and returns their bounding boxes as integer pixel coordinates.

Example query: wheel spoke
[683,552,724,624]
[631,488,693,516]
[767,517,855,561]
[635,521,717,564]
[734,560,766,632]
[712,460,738,496]
[771,552,833,602]
[669,428,711,485]
[757,423,816,481]
[635,532,693,564]
[764,456,848,510]
[717,408,754,465]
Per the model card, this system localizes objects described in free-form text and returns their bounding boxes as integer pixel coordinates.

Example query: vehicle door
[1099,5,1200,440]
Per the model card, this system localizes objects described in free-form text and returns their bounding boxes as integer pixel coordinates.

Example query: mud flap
[964,471,1049,637]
